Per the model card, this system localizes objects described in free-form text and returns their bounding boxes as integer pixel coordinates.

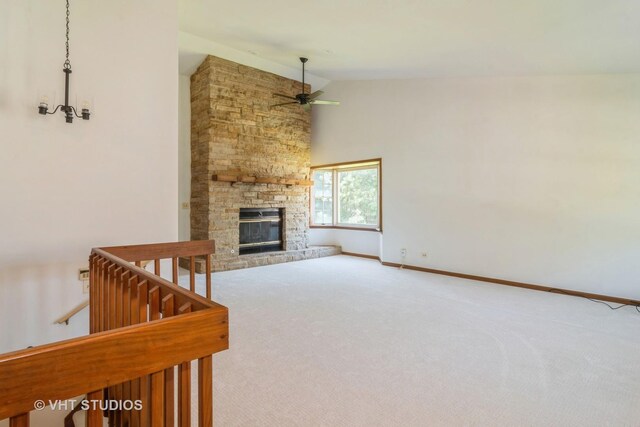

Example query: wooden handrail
[0,310,227,420]
[100,240,215,262]
[54,300,89,325]
[0,240,226,426]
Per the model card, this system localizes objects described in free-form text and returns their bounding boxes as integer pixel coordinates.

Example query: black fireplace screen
[239,208,283,255]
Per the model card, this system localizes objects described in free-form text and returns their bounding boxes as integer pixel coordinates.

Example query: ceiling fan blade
[303,103,312,111]
[309,100,340,105]
[272,102,298,108]
[308,90,324,100]
[273,93,297,100]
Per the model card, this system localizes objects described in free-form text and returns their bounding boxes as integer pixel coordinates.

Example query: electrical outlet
[400,248,407,257]
[83,281,90,294]
[421,252,428,258]
[78,268,89,281]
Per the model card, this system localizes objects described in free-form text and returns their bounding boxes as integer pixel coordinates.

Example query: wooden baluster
[151,369,165,427]
[172,257,178,285]
[206,256,212,299]
[149,286,165,427]
[138,280,149,323]
[99,258,109,417]
[198,355,213,427]
[154,259,161,276]
[93,255,100,333]
[149,286,160,321]
[190,256,195,293]
[107,263,117,426]
[138,280,150,427]
[108,265,118,330]
[86,389,103,427]
[99,259,108,333]
[123,272,131,327]
[97,257,105,332]
[130,276,140,325]
[122,272,132,427]
[107,263,113,330]
[89,254,95,333]
[162,295,175,427]
[9,413,29,427]
[128,275,141,427]
[95,258,102,333]
[135,260,142,268]
[178,303,192,427]
[114,267,124,427]
[115,267,124,330]
[91,255,98,330]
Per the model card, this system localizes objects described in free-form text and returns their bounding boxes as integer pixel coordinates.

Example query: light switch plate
[78,268,90,281]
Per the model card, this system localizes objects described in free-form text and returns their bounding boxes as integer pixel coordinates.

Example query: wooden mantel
[212,174,313,187]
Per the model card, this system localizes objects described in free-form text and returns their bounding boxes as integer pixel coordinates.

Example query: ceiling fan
[273,57,340,111]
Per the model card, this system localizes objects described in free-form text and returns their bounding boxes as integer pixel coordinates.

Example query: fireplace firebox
[239,208,284,255]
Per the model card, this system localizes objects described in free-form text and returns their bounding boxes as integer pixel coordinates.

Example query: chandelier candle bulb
[38,96,49,115]
[81,101,91,120]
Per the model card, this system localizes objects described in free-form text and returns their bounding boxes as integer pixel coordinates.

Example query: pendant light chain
[63,0,71,70]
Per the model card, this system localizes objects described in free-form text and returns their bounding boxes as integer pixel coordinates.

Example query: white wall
[179,75,191,241]
[309,229,381,258]
[311,75,640,300]
[0,0,178,353]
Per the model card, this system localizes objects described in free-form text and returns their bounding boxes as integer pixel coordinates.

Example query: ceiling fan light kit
[272,57,339,111]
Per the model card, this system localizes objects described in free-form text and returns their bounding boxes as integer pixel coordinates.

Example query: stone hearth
[190,55,340,272]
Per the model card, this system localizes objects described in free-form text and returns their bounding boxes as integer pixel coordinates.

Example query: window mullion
[321,172,326,224]
[333,169,338,226]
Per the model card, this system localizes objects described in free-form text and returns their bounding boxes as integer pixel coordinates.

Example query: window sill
[310,225,382,233]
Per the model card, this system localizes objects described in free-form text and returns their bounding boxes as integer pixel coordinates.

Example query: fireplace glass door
[239,208,283,255]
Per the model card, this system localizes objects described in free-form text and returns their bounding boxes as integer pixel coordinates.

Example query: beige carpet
[185,255,640,427]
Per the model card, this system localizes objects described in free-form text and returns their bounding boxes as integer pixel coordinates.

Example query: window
[311,159,381,230]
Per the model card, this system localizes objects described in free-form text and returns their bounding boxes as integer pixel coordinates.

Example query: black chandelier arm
[69,106,84,119]
[45,105,64,115]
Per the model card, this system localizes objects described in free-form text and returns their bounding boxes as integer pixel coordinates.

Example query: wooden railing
[0,240,226,427]
[54,299,89,325]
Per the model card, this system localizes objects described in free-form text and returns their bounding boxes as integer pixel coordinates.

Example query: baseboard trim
[338,251,639,306]
[341,251,381,261]
[381,261,640,307]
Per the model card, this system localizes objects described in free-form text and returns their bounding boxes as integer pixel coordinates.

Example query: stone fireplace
[189,55,340,272]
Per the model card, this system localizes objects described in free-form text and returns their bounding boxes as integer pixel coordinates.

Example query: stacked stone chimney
[190,55,338,272]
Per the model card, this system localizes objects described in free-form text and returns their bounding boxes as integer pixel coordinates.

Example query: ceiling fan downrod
[300,57,308,95]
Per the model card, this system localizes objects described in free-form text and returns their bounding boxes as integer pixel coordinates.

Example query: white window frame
[312,168,334,225]
[310,159,381,231]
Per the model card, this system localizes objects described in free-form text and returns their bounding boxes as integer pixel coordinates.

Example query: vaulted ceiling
[179,0,640,80]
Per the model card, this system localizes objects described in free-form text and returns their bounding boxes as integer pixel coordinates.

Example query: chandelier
[38,0,91,123]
